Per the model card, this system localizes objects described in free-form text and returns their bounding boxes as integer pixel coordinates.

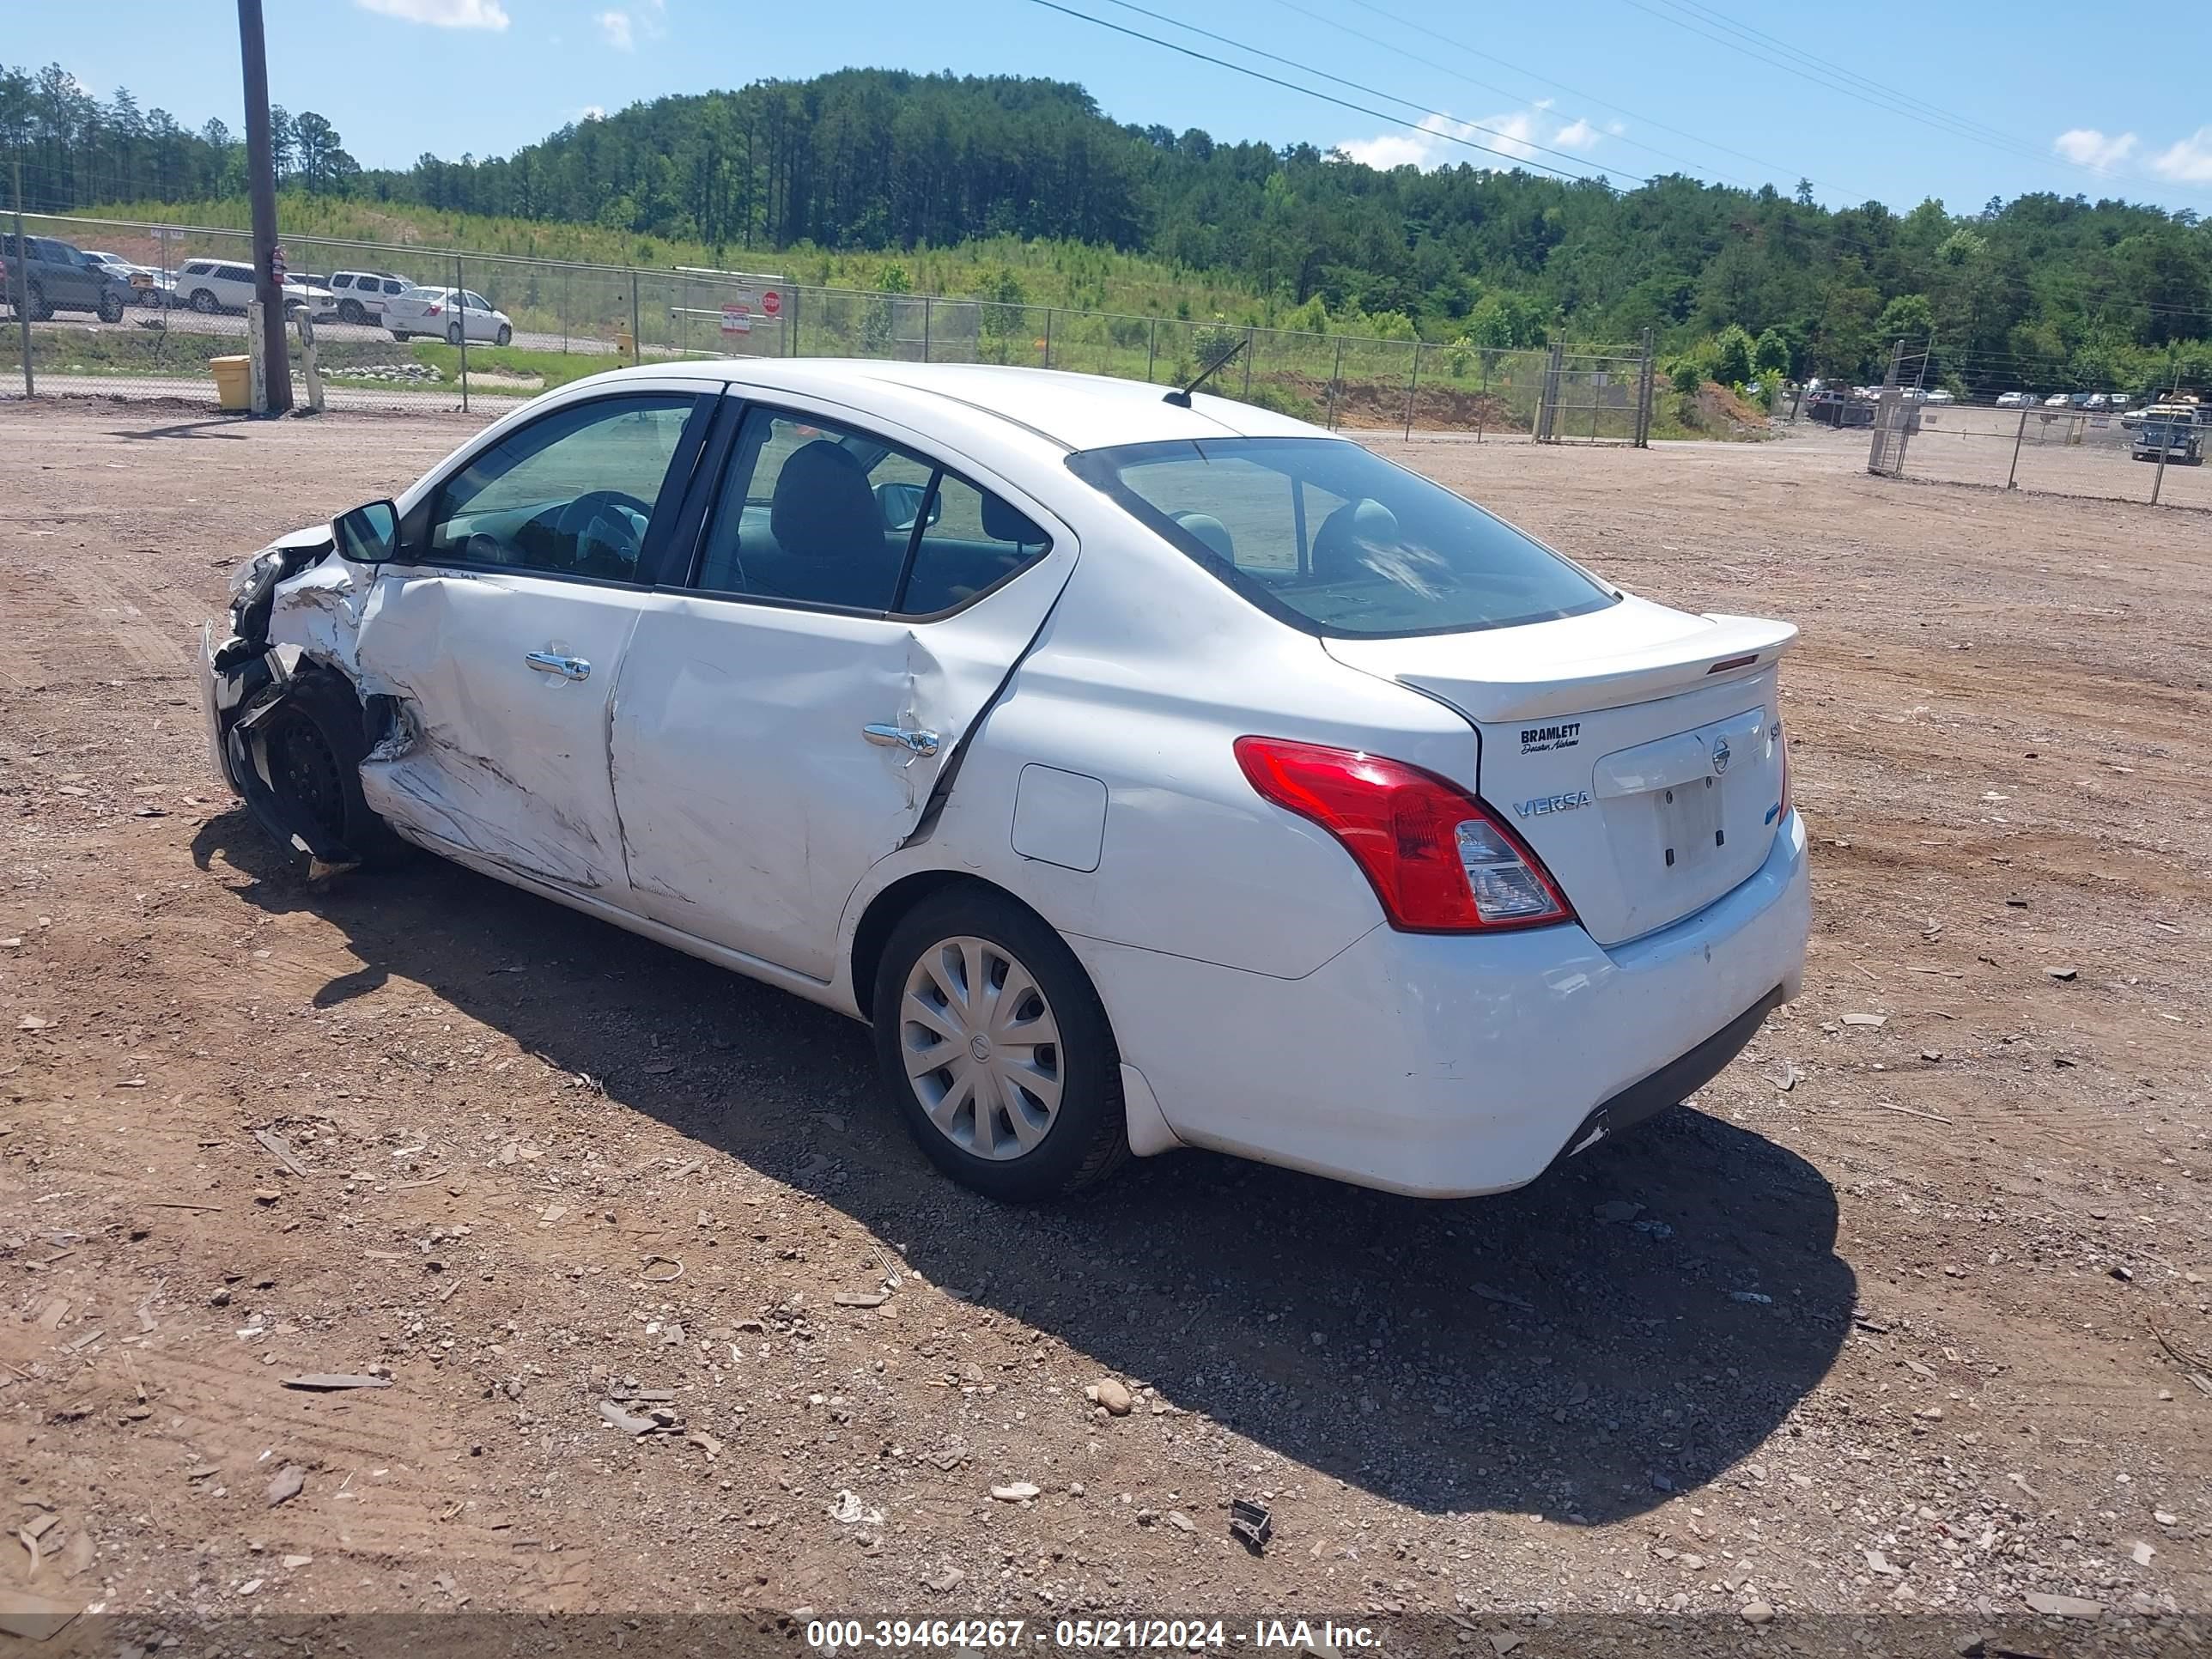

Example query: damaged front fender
[200,523,390,869]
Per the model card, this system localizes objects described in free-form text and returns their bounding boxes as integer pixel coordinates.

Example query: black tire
[27,283,52,322]
[495,324,512,348]
[246,671,410,870]
[337,298,367,325]
[97,289,125,324]
[872,885,1128,1201]
[447,322,464,347]
[190,288,217,314]
[390,329,410,342]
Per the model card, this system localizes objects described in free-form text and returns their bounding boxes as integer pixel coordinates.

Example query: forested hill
[7,60,2210,390]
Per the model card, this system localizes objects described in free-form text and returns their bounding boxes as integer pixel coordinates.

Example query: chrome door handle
[862,722,941,757]
[526,651,590,682]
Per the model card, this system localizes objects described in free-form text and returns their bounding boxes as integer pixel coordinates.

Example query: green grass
[61,194,1282,324]
[402,340,610,392]
[2,320,412,381]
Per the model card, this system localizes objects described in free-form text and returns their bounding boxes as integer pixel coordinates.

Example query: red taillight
[425,303,442,316]
[1234,737,1574,933]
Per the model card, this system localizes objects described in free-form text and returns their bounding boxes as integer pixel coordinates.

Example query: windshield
[1067,436,1617,638]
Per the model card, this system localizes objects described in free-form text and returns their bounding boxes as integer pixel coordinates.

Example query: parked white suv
[175,258,326,317]
[175,258,258,314]
[327,270,416,325]
[386,285,513,346]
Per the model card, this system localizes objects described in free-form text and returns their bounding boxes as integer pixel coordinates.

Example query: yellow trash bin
[210,355,252,412]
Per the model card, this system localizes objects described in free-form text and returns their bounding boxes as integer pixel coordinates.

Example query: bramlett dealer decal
[1520,720,1582,754]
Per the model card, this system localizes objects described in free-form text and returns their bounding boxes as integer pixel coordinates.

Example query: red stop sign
[761,289,781,317]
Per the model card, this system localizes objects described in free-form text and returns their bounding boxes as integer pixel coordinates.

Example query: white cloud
[2052,127,2137,169]
[596,9,635,50]
[1334,107,1601,171]
[354,0,510,27]
[580,105,606,122]
[2148,126,2212,183]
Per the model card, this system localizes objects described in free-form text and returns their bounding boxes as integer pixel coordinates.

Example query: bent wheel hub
[268,712,347,844]
[901,936,1063,1161]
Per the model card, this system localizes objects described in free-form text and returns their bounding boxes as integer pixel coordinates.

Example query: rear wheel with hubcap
[872,888,1127,1201]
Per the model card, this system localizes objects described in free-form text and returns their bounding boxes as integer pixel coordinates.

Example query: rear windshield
[1066,436,1616,638]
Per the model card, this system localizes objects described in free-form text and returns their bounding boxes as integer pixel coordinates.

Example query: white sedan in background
[386,284,514,346]
[200,362,1808,1202]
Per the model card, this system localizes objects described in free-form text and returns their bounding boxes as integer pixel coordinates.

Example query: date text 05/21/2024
[804,1618,1382,1650]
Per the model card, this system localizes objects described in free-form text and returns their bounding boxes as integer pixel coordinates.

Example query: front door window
[423,395,698,580]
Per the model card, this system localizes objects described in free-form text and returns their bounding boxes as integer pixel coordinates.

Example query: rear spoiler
[1327,610,1797,725]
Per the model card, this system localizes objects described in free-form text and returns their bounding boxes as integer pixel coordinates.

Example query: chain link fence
[3,211,1652,447]
[1866,386,2209,513]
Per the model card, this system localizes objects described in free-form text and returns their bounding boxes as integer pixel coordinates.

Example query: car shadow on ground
[194,812,1856,1523]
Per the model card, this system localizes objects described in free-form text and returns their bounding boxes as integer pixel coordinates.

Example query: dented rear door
[608,396,1076,982]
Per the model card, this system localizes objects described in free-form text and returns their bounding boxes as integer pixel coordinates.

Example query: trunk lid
[1325,599,1796,945]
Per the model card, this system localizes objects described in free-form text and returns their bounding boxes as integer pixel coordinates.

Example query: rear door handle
[526,651,590,682]
[862,722,940,757]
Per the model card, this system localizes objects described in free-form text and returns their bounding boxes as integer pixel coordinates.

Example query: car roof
[570,358,1327,453]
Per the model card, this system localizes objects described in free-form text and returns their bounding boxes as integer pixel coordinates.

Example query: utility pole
[237,0,292,413]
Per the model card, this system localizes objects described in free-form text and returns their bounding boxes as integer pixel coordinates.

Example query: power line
[1246,0,1759,192]
[1307,0,1877,201]
[1090,0,1646,184]
[1651,0,2033,156]
[1019,0,1614,185]
[1620,0,2212,203]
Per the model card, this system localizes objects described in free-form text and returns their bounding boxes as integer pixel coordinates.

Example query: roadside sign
[720,301,753,336]
[762,289,781,317]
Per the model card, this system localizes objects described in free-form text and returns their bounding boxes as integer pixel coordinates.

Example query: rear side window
[1067,437,1616,638]
[183,261,211,276]
[694,406,1050,617]
[220,264,252,283]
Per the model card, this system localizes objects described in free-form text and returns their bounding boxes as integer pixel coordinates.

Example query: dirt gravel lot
[0,401,2207,1655]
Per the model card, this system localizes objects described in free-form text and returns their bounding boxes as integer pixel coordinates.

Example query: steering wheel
[550,489,654,574]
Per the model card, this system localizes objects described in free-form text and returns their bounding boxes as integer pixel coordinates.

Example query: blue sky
[15,0,2212,216]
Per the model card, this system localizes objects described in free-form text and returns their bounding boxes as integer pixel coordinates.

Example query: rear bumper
[1081,810,1810,1198]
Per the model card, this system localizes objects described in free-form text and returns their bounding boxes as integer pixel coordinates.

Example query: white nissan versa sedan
[200,361,1808,1202]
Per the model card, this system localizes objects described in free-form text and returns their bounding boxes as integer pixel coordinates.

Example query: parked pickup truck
[0,232,137,322]
[2133,416,2204,465]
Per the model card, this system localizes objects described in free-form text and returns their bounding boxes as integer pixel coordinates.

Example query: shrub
[1711,325,1756,387]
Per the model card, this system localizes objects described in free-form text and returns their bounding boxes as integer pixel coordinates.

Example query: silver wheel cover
[900,935,1064,1160]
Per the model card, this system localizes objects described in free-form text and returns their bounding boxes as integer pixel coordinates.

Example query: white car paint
[204,360,1809,1200]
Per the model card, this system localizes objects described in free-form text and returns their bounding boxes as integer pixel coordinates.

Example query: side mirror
[333,499,399,565]
[876,481,942,533]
